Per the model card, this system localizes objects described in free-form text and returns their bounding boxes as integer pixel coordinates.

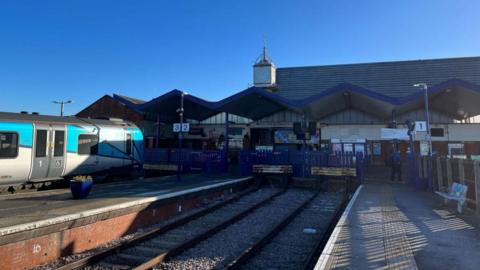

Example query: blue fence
[145,148,367,182]
[144,148,226,174]
[239,150,367,182]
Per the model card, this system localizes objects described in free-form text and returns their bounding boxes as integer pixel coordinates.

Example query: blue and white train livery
[0,112,144,186]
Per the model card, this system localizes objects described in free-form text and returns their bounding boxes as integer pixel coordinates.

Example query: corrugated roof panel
[275,56,480,99]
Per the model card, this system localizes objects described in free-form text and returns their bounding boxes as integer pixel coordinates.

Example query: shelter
[78,54,480,164]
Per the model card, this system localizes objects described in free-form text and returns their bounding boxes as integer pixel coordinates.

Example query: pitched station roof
[112,56,480,122]
[275,56,480,99]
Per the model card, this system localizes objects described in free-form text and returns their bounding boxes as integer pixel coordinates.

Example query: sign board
[343,143,353,152]
[380,128,409,140]
[373,142,381,155]
[331,138,366,143]
[415,121,427,132]
[420,141,429,156]
[173,123,190,132]
[255,145,274,151]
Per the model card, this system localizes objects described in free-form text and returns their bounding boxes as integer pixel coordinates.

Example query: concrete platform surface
[0,173,248,233]
[318,182,480,270]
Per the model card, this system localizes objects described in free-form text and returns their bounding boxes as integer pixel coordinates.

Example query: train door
[31,124,66,180]
[31,124,50,180]
[47,126,66,178]
[125,131,133,166]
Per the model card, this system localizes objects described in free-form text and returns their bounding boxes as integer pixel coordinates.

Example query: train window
[0,132,18,158]
[126,134,132,155]
[78,134,99,155]
[35,130,47,157]
[54,130,65,157]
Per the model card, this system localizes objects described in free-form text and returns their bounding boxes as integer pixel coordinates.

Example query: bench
[311,166,357,177]
[435,182,468,213]
[252,164,293,174]
[143,163,178,171]
[252,164,293,188]
[311,166,357,193]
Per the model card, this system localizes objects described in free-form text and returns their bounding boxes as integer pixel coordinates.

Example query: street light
[52,100,73,117]
[176,92,188,181]
[413,83,433,191]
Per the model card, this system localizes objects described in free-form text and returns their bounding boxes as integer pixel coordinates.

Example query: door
[47,126,66,178]
[126,132,133,165]
[31,125,49,180]
[31,125,66,180]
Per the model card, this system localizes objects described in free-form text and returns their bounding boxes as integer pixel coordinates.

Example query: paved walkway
[322,181,480,270]
[0,173,247,229]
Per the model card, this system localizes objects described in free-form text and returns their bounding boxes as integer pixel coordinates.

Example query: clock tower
[253,46,276,88]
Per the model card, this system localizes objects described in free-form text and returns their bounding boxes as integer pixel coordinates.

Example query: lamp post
[52,100,73,116]
[176,92,188,181]
[413,83,433,191]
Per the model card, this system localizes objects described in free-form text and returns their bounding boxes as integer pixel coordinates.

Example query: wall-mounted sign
[420,141,430,156]
[380,128,409,140]
[415,121,427,132]
[373,142,382,155]
[255,145,274,151]
[343,143,353,152]
[173,123,190,132]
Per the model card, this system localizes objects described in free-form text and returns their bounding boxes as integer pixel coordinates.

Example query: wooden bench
[252,164,293,188]
[435,182,468,213]
[143,163,178,171]
[252,164,293,174]
[311,166,357,177]
[311,166,357,193]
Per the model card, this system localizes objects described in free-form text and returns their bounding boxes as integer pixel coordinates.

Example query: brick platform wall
[0,183,247,270]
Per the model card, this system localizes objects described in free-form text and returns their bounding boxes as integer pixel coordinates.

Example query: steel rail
[301,193,349,270]
[56,186,261,270]
[223,192,318,270]
[132,189,284,270]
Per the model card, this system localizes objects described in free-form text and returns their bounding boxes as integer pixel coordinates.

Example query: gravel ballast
[155,189,314,270]
[241,191,344,270]
[83,187,280,269]
[32,187,274,270]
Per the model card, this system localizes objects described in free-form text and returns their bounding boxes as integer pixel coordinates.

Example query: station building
[78,50,480,165]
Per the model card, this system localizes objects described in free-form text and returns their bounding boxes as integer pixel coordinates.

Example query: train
[0,112,144,187]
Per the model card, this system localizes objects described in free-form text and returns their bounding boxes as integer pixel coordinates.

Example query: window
[0,132,18,158]
[431,128,444,137]
[54,130,65,157]
[126,134,132,155]
[78,134,99,155]
[35,130,47,157]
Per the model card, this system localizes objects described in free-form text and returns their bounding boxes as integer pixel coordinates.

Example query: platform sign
[173,123,190,132]
[415,121,427,132]
[173,123,181,132]
[380,128,409,140]
[420,141,429,156]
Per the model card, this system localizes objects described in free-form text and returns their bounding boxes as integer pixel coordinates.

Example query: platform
[0,173,252,270]
[316,182,480,270]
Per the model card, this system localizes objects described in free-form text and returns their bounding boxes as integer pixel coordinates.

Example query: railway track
[50,187,347,270]
[233,192,346,270]
[156,189,315,270]
[54,187,281,270]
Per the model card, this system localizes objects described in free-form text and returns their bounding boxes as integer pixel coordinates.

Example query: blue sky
[1,0,479,116]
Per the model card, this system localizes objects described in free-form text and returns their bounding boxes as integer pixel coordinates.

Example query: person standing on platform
[391,149,402,181]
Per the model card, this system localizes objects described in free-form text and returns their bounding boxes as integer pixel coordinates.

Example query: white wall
[322,125,385,140]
